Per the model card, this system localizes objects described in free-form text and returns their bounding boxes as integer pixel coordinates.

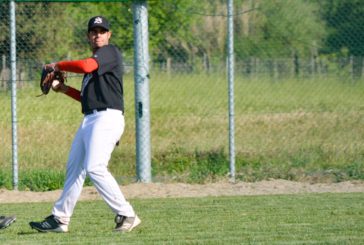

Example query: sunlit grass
[1,193,364,244]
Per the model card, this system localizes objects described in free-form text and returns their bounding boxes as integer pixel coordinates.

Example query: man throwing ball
[29,16,141,233]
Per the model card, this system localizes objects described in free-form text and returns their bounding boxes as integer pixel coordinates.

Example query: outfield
[1,193,363,244]
[1,74,363,188]
[1,73,363,243]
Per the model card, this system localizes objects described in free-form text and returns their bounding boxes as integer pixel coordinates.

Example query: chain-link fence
[1,0,363,187]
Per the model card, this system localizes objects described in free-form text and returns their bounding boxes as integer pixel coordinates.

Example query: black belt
[84,108,124,116]
[84,108,107,115]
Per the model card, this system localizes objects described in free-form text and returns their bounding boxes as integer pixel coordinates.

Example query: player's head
[87,16,112,51]
[88,16,110,32]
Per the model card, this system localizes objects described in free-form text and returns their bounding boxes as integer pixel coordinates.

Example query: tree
[320,0,364,56]
[147,0,204,70]
[235,0,326,59]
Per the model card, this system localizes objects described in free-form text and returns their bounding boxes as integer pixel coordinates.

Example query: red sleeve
[57,58,98,73]
[65,86,81,102]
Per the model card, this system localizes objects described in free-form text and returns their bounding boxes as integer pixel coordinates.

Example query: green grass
[1,193,364,244]
[1,73,364,186]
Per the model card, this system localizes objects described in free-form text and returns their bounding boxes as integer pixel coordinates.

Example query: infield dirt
[1,179,364,203]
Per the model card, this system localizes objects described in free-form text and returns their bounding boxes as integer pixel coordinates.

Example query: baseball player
[0,215,16,230]
[29,16,141,233]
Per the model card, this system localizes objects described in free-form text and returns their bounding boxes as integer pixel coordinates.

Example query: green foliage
[320,0,364,56]
[0,169,92,191]
[1,194,364,243]
[188,148,229,183]
[15,3,77,61]
[0,170,12,190]
[20,169,66,191]
[235,152,364,183]
[344,161,364,180]
[152,147,229,183]
[235,0,326,58]
[2,145,360,190]
[148,0,204,61]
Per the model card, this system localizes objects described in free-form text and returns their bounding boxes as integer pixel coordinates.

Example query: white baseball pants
[52,109,135,225]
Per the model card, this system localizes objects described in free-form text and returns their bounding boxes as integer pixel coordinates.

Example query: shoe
[29,215,68,233]
[0,216,16,229]
[114,214,141,232]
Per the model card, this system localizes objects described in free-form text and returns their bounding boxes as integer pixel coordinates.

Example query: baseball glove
[38,67,66,96]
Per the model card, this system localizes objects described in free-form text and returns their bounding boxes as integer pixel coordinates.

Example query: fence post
[133,0,151,183]
[9,0,18,190]
[227,0,235,182]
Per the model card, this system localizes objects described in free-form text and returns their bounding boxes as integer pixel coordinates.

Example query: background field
[1,193,364,244]
[1,73,364,190]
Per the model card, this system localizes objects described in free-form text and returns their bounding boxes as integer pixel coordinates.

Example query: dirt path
[1,179,364,203]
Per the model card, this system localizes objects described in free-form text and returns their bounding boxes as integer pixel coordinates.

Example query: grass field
[1,193,363,244]
[1,73,363,242]
[0,73,364,188]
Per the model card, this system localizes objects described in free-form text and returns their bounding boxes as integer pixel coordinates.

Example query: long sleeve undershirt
[56,58,99,102]
[57,58,98,73]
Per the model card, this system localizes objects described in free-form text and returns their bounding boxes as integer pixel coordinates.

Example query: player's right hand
[52,82,69,93]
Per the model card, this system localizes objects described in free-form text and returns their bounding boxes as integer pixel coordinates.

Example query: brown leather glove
[38,66,66,96]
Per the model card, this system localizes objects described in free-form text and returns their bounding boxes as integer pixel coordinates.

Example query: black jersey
[81,44,124,114]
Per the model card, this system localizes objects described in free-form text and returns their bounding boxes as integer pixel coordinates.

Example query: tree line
[0,0,363,80]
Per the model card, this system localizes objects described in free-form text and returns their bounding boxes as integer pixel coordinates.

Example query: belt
[84,108,107,115]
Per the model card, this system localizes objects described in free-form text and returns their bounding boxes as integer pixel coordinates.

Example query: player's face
[88,27,112,50]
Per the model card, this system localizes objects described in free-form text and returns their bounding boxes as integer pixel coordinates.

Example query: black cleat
[0,216,16,230]
[29,215,68,233]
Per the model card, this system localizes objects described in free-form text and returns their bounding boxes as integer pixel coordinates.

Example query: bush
[0,169,92,191]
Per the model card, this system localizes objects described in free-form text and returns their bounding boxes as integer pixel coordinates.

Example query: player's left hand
[38,65,66,96]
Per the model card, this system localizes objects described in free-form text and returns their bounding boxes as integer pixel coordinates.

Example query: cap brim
[88,25,109,32]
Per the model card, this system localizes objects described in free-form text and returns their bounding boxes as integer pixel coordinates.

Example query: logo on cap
[94,17,103,24]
